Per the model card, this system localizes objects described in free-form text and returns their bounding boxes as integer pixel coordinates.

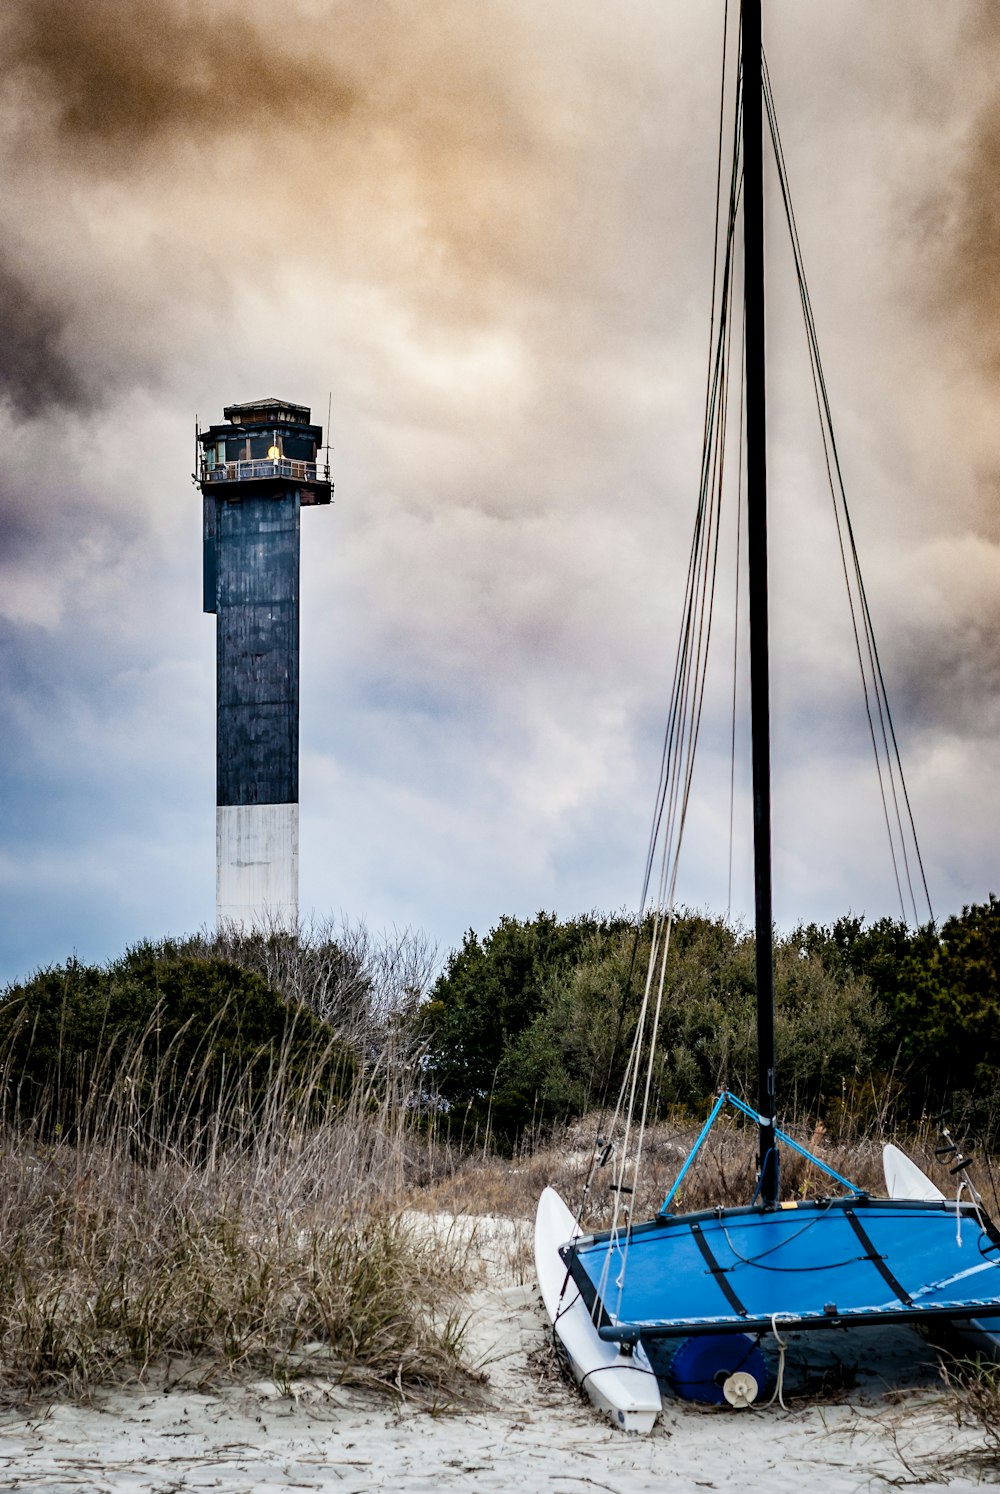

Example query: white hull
[882,1143,945,1204]
[534,1187,661,1433]
[883,1143,1000,1358]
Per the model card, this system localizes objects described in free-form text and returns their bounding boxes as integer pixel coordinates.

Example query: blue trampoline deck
[562,1196,1000,1341]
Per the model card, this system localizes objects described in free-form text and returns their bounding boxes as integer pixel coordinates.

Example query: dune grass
[410,1106,986,1224]
[0,1005,472,1406]
[0,1142,464,1402]
[3,919,999,1423]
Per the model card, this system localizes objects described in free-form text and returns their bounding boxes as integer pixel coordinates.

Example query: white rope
[956,1179,968,1247]
[762,1313,790,1410]
[614,174,740,1236]
[593,1,742,1318]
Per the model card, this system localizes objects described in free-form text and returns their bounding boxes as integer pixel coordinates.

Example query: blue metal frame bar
[723,1091,861,1191]
[658,1091,861,1214]
[658,1093,728,1213]
[770,1126,861,1192]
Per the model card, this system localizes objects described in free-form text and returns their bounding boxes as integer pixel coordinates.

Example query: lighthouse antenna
[324,390,333,483]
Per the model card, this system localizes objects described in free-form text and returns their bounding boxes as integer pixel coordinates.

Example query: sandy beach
[0,1213,991,1493]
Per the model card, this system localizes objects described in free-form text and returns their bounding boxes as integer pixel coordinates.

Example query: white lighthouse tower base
[216,804,299,931]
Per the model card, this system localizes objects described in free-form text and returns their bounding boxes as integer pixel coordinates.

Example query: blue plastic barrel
[668,1334,767,1404]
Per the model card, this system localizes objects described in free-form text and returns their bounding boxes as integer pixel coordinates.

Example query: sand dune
[0,1214,988,1492]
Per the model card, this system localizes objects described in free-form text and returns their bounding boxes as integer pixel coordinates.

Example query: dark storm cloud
[879,531,1000,739]
[0,483,41,564]
[0,0,691,314]
[0,0,596,407]
[3,0,357,153]
[911,2,1000,368]
[1,0,996,986]
[0,252,87,416]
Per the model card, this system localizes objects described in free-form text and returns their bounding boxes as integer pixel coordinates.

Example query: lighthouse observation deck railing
[202,458,323,485]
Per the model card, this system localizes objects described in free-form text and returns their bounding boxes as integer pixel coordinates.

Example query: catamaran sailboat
[535,0,1000,1429]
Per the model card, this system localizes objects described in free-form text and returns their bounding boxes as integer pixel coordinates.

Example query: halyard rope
[597,0,744,1321]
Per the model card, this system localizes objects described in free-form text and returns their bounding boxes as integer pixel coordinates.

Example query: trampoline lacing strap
[843,1208,914,1307]
[691,1221,748,1317]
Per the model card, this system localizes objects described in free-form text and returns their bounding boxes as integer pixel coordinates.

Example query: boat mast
[742,0,778,1205]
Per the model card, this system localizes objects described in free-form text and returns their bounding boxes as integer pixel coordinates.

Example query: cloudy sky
[1,0,998,986]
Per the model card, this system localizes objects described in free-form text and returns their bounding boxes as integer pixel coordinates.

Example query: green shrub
[423,912,637,1114]
[424,911,890,1147]
[0,942,354,1147]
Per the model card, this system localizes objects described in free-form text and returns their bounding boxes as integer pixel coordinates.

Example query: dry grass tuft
[917,1355,1000,1482]
[408,1109,992,1228]
[5,934,994,1417]
[0,1121,473,1404]
[0,1024,473,1405]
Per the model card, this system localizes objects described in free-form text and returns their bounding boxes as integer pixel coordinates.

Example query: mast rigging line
[726,322,746,925]
[596,2,745,1280]
[586,2,934,1244]
[591,0,743,1125]
[761,53,934,928]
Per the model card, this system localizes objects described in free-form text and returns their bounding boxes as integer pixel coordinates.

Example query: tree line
[1,898,997,1150]
[421,896,1000,1147]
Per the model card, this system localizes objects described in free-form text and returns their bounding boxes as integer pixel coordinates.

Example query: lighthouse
[198,398,331,929]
